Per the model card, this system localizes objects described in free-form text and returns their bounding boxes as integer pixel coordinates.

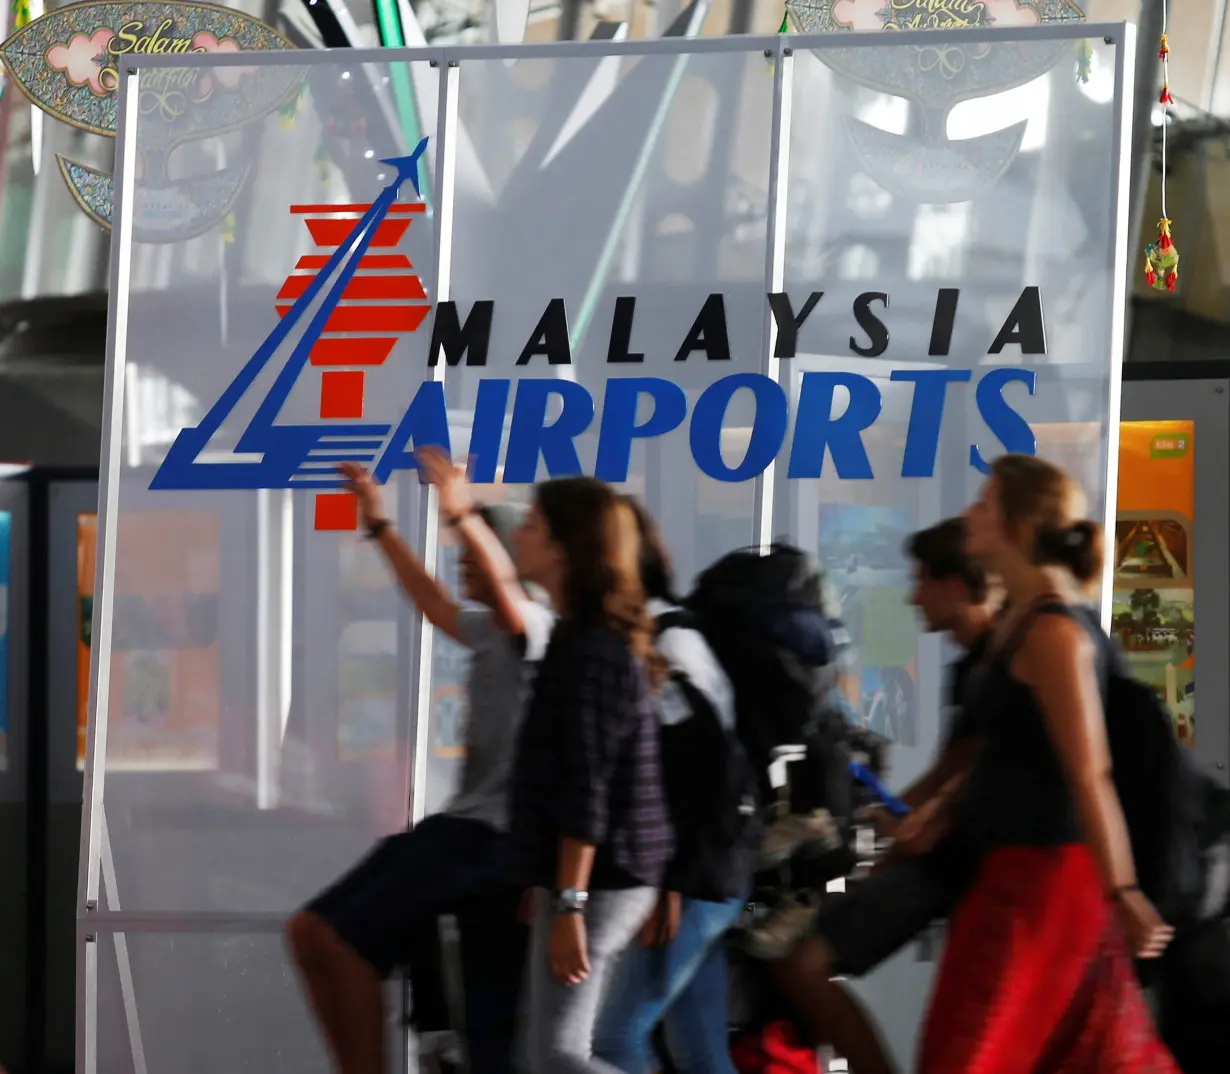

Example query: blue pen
[849,761,911,818]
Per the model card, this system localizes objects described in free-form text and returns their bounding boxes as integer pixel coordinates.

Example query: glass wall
[0,2,1146,304]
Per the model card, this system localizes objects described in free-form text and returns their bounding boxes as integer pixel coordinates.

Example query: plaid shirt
[507,624,674,890]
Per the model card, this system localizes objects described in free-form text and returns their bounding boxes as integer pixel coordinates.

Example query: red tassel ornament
[1144,221,1179,292]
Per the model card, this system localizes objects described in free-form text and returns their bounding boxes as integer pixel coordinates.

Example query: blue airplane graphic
[150,138,430,492]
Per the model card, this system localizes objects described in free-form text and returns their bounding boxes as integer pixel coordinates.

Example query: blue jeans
[593,894,745,1074]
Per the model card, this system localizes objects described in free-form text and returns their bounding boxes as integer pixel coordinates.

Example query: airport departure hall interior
[1,2,1229,1074]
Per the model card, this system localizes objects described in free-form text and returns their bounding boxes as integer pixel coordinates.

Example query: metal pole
[753,39,795,552]
[558,0,582,40]
[1126,0,1166,342]
[727,0,753,34]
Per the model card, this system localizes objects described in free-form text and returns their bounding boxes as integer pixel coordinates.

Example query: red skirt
[918,844,1178,1074]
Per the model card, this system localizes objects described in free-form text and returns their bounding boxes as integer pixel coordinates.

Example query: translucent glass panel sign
[98,56,443,918]
[774,33,1129,798]
[99,30,1129,911]
[89,28,1130,1072]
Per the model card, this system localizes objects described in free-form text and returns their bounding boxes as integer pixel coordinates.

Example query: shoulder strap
[655,608,698,636]
[981,593,1069,672]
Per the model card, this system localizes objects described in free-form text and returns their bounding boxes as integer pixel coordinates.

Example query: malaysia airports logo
[150,138,1044,531]
[150,137,432,532]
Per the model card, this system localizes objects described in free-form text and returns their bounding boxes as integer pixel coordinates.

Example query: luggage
[992,602,1209,925]
[682,545,856,831]
[1099,666,1206,923]
[654,606,762,902]
[730,1021,821,1074]
[1158,916,1230,1074]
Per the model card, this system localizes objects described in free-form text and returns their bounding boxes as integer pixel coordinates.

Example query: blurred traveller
[767,517,993,1074]
[918,455,1176,1073]
[286,449,554,1074]
[507,478,674,1074]
[593,498,759,1074]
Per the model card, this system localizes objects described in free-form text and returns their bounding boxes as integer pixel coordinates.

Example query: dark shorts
[812,850,971,978]
[304,813,509,978]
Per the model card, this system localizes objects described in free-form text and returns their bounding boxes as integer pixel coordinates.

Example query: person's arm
[373,527,463,642]
[899,734,980,808]
[417,447,531,636]
[453,511,531,635]
[555,837,597,894]
[340,461,463,642]
[1017,616,1137,893]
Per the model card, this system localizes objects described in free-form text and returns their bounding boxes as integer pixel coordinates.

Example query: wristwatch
[552,888,589,915]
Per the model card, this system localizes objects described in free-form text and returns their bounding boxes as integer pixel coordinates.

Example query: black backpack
[1017,604,1206,924]
[1104,670,1206,923]
[653,609,761,902]
[680,544,855,833]
[1156,781,1230,1073]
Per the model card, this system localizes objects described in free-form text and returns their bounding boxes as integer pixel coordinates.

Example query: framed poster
[1113,422,1196,745]
[76,514,95,767]
[0,510,10,771]
[819,502,919,746]
[77,511,221,770]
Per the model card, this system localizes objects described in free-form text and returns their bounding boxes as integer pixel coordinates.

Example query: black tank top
[956,605,1112,850]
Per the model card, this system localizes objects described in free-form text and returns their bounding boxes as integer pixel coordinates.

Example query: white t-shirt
[446,599,555,831]
[649,598,736,730]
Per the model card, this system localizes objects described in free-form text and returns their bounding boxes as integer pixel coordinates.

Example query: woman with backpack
[918,454,1178,1073]
[507,478,674,1074]
[591,498,759,1074]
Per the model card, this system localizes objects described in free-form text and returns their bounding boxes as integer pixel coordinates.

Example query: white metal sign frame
[81,23,1135,1074]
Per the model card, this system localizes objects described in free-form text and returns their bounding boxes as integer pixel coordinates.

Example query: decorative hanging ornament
[1145,219,1179,291]
[1159,27,1174,105]
[1075,39,1093,84]
[314,145,332,186]
[764,7,790,72]
[1146,2,1180,292]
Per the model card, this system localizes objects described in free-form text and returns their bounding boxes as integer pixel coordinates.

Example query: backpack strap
[655,608,698,637]
[983,593,1069,670]
[981,597,1114,706]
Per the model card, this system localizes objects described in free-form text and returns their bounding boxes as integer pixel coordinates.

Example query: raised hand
[338,462,386,530]
[416,446,473,523]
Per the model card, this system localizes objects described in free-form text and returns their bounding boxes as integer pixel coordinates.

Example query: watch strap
[551,888,589,914]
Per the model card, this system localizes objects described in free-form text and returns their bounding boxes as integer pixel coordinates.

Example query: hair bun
[1036,520,1103,584]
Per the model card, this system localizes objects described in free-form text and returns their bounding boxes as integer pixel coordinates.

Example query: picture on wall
[819,503,918,746]
[0,510,10,772]
[1110,588,1194,744]
[77,514,95,768]
[1115,422,1196,746]
[77,512,221,771]
[1113,516,1190,582]
[337,524,401,764]
[337,620,398,763]
[430,541,468,761]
